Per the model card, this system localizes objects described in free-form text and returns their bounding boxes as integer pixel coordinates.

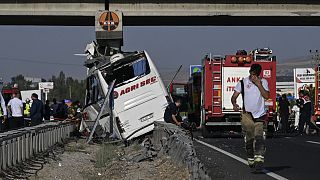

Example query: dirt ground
[29,138,191,180]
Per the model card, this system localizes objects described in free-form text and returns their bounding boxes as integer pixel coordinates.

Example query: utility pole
[105,0,109,10]
[69,86,72,99]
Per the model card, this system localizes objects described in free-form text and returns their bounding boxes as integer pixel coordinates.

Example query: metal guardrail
[0,121,75,172]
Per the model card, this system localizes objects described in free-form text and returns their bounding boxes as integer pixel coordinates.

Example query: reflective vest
[0,106,3,117]
[24,103,30,117]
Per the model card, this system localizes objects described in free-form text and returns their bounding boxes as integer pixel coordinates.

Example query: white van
[83,51,170,140]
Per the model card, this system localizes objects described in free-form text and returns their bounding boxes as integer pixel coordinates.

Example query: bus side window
[86,75,103,105]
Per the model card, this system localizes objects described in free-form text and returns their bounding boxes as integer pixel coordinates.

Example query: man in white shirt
[292,104,300,130]
[0,93,7,132]
[7,93,24,129]
[231,64,270,171]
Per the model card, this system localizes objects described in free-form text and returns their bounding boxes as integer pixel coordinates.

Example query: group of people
[277,91,320,135]
[0,91,43,131]
[0,89,83,132]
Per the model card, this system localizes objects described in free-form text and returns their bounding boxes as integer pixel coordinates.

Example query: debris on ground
[29,138,191,180]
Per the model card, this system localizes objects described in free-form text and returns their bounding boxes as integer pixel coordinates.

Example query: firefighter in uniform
[231,64,270,171]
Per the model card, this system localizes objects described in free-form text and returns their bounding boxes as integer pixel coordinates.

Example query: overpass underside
[1,2,320,26]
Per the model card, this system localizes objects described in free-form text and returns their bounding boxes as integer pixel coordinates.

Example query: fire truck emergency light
[230,56,252,64]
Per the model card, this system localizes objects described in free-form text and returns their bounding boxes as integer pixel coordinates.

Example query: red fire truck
[314,65,320,126]
[201,48,277,136]
[2,86,20,104]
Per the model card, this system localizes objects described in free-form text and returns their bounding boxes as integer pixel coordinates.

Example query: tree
[11,74,35,90]
[47,71,86,104]
[10,71,86,105]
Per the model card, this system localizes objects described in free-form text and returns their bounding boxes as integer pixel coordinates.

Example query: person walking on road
[7,93,24,129]
[298,91,320,135]
[231,64,270,171]
[0,92,7,132]
[279,94,291,133]
[30,93,43,126]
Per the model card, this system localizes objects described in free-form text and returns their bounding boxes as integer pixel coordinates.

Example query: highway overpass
[1,1,320,26]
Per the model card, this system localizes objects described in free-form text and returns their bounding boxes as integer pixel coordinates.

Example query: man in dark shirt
[50,98,59,119]
[279,94,291,133]
[30,93,44,126]
[298,91,320,134]
[164,98,182,126]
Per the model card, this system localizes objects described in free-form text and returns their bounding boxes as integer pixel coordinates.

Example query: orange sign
[99,11,119,31]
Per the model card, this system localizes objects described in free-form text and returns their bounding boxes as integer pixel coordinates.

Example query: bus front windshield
[103,53,151,87]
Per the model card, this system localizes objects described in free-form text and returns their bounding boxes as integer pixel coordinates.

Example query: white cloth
[0,93,7,116]
[234,76,269,118]
[8,97,23,117]
[79,119,90,133]
[292,105,300,127]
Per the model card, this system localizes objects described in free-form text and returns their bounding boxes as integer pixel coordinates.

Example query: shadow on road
[265,166,291,173]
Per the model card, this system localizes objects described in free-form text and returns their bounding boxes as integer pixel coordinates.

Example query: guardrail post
[17,135,21,164]
[0,140,4,171]
[7,139,12,168]
[2,140,7,170]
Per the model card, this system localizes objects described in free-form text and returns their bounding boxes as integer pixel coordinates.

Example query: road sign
[293,68,315,98]
[39,82,54,90]
[190,65,202,76]
[99,11,120,32]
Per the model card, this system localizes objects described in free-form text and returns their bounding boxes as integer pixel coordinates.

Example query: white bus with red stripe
[83,51,170,140]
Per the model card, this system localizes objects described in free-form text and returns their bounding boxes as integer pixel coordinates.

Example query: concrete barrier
[152,121,210,180]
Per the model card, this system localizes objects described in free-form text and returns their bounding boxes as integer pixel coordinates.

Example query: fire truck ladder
[317,66,320,114]
[212,59,223,115]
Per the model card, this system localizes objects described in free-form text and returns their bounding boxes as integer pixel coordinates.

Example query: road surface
[194,134,320,180]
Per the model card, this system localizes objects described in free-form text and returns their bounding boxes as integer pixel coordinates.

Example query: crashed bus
[82,47,170,141]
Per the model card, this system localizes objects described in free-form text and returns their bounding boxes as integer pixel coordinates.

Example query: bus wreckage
[80,42,170,142]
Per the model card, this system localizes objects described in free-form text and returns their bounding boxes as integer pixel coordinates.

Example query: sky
[0,26,319,82]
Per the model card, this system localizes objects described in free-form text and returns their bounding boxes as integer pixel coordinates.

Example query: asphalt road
[194,133,320,180]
